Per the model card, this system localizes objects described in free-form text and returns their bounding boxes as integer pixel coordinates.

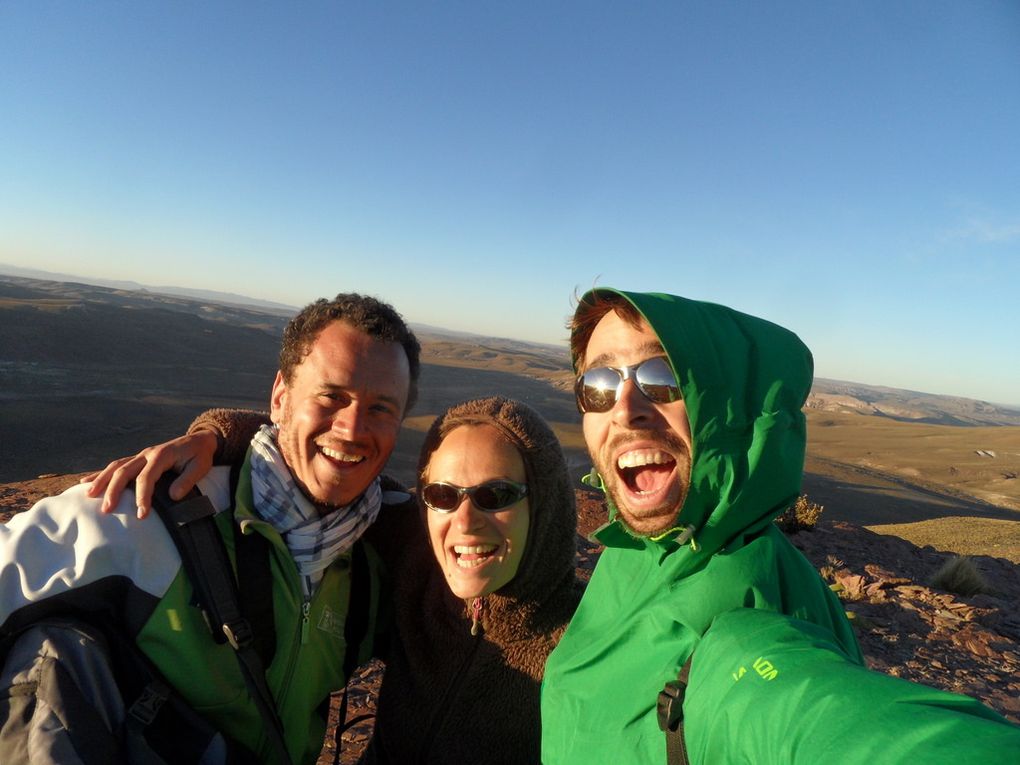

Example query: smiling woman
[359,396,583,763]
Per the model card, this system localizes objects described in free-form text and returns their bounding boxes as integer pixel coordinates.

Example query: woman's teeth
[454,544,498,568]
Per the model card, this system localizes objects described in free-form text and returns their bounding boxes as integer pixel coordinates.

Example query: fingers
[83,456,138,505]
[81,431,221,519]
[165,460,205,504]
[101,455,151,516]
[134,431,219,519]
[133,445,187,519]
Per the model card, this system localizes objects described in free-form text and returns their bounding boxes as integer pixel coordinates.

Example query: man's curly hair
[279,293,421,413]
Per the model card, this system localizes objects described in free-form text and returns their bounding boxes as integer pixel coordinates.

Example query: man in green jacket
[542,287,1020,763]
[541,288,864,763]
[0,293,420,764]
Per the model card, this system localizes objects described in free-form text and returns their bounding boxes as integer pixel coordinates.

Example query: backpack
[0,617,256,765]
[0,471,275,765]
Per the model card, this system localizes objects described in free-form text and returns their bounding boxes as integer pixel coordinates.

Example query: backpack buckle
[657,679,686,732]
[129,681,170,727]
[222,619,254,650]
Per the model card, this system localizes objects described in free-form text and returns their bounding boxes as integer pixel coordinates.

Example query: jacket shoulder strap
[657,654,693,765]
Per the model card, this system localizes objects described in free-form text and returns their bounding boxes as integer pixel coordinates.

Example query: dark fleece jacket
[189,397,582,764]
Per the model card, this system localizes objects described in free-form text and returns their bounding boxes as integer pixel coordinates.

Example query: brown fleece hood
[416,396,578,610]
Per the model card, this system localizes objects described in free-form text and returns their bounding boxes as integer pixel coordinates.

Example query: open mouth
[617,449,677,495]
[453,544,500,569]
[319,445,365,465]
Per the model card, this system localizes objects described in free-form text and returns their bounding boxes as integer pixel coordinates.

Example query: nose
[331,401,367,439]
[453,497,485,532]
[611,378,657,428]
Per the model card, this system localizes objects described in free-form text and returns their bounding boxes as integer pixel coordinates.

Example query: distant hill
[809,378,1020,427]
[2,272,1019,484]
[0,262,297,315]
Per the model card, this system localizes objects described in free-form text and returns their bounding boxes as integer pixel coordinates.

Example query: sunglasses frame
[421,479,529,514]
[574,355,681,414]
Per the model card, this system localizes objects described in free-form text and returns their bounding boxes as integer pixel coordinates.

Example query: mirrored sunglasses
[421,480,529,513]
[574,355,681,414]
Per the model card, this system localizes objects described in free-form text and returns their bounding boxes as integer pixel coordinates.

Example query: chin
[613,498,683,536]
[450,582,487,600]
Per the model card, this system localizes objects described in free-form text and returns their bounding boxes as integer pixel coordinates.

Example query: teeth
[321,446,363,463]
[617,450,673,469]
[454,544,498,555]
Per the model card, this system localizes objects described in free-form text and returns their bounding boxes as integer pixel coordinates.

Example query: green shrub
[929,556,992,597]
[775,495,824,533]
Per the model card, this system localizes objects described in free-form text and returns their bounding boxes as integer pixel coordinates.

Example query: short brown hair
[569,290,644,370]
[279,293,421,412]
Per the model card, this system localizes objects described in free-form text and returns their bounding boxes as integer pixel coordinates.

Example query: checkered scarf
[248,424,381,596]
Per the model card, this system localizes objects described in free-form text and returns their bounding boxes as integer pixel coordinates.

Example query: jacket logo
[317,607,345,639]
[733,657,779,682]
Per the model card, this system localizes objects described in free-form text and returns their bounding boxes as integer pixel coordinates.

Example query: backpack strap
[151,471,294,765]
[657,655,693,765]
[330,539,375,765]
[229,460,276,666]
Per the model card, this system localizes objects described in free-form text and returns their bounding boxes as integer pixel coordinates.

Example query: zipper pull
[301,600,311,644]
[470,597,483,636]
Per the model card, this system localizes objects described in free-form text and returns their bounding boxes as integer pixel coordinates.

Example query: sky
[1,1,1018,406]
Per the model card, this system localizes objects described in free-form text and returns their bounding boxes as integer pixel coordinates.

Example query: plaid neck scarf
[248,424,382,596]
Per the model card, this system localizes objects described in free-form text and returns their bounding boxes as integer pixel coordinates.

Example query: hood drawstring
[470,596,484,636]
[649,524,700,551]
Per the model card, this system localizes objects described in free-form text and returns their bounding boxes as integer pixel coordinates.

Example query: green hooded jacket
[541,289,862,764]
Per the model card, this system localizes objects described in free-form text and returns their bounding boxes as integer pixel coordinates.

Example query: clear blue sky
[2,2,1018,406]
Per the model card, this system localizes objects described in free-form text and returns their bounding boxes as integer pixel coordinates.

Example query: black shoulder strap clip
[150,470,294,765]
[657,655,693,765]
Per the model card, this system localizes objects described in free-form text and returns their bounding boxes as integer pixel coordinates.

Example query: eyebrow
[585,341,665,371]
[320,383,404,410]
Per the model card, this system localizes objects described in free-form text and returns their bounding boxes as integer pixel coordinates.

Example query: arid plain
[2,274,1019,562]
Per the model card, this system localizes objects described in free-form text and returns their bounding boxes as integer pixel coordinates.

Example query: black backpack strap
[657,655,693,765]
[229,461,276,666]
[151,472,294,765]
[330,541,375,765]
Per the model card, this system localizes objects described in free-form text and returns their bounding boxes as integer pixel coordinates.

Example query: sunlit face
[581,310,693,536]
[271,320,410,513]
[424,424,531,600]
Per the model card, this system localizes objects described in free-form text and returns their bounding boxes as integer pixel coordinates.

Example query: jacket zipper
[416,599,484,761]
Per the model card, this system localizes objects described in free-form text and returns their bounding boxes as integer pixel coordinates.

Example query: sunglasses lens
[635,357,681,404]
[576,367,623,413]
[422,483,460,512]
[472,481,526,511]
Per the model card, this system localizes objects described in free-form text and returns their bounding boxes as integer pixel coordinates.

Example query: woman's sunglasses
[574,356,681,413]
[421,480,529,513]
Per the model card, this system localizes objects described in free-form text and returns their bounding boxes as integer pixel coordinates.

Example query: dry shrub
[929,556,992,597]
[775,495,824,533]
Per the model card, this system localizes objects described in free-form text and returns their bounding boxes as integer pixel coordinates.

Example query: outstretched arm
[684,608,1020,763]
[82,408,270,518]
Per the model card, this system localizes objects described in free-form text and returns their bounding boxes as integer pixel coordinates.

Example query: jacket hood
[574,288,812,567]
[416,396,578,607]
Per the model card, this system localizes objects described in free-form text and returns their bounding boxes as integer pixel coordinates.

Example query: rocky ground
[2,477,1017,763]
